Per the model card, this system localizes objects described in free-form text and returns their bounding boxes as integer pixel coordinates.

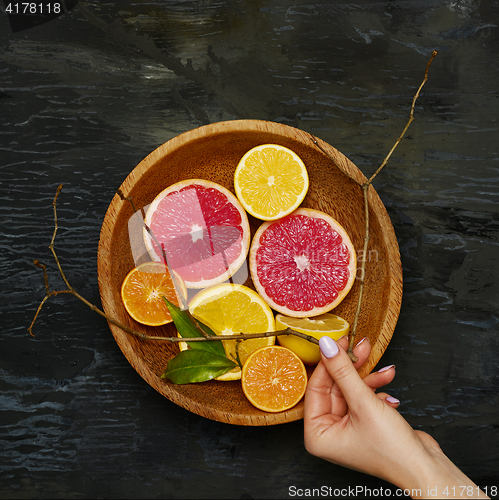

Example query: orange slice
[121,262,187,326]
[234,144,309,220]
[241,345,308,413]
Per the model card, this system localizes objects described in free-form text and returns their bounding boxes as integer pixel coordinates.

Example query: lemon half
[180,284,275,381]
[234,144,309,220]
[276,313,349,365]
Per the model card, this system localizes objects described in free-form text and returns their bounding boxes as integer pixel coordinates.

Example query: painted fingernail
[319,336,339,358]
[355,336,369,346]
[378,364,396,373]
[386,396,400,404]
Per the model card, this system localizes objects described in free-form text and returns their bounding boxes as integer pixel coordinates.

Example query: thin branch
[29,254,317,344]
[48,184,73,291]
[28,189,318,347]
[347,182,370,361]
[27,260,73,337]
[367,50,438,185]
[121,328,318,345]
[311,50,438,362]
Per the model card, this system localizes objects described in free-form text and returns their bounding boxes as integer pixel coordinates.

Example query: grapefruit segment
[249,208,356,317]
[143,179,250,289]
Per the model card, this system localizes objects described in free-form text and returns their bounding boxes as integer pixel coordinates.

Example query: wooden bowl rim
[97,119,402,426]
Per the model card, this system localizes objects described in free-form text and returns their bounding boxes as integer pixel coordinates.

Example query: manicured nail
[378,364,396,373]
[319,336,339,358]
[355,336,369,347]
[386,396,400,404]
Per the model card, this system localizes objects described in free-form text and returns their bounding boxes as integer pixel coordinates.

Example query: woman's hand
[304,336,488,499]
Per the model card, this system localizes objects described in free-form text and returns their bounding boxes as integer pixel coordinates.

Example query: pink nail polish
[378,364,396,373]
[386,396,400,404]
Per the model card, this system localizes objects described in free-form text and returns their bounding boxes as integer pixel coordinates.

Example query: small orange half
[121,262,187,326]
[241,345,308,413]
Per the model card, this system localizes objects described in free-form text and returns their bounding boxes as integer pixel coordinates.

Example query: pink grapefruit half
[249,208,357,317]
[144,179,250,289]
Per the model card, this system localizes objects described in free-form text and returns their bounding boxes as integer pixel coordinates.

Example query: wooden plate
[97,119,402,426]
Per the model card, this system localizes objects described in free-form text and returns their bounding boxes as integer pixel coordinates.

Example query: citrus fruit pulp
[144,179,250,289]
[234,144,309,220]
[182,283,276,381]
[121,262,187,326]
[241,345,307,413]
[249,208,357,317]
[276,313,350,365]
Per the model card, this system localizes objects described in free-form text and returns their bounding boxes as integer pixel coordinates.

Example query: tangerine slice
[184,283,276,381]
[234,144,309,220]
[241,346,308,413]
[121,262,187,326]
[249,208,357,317]
[144,179,250,289]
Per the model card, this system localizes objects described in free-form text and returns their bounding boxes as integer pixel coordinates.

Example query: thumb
[319,336,376,410]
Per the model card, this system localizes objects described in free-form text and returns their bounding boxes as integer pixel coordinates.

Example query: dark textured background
[1,1,498,498]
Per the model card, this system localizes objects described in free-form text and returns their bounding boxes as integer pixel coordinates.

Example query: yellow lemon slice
[234,144,309,220]
[275,313,350,365]
[181,283,275,381]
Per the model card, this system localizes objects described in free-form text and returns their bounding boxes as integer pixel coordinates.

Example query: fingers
[305,336,372,421]
[304,361,333,418]
[363,364,396,392]
[351,337,371,369]
[305,336,397,424]
[376,392,400,409]
[335,335,371,369]
[316,336,377,414]
[329,337,372,416]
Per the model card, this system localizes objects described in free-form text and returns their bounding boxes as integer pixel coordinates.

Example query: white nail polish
[386,396,400,404]
[319,336,339,358]
[378,364,395,373]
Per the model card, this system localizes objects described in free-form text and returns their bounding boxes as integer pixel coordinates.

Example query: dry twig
[28,186,318,345]
[311,50,437,361]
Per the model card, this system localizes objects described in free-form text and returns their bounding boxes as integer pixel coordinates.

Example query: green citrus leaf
[163,297,225,357]
[160,350,237,384]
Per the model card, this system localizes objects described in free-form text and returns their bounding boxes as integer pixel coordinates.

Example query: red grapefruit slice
[144,179,250,289]
[249,208,357,317]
